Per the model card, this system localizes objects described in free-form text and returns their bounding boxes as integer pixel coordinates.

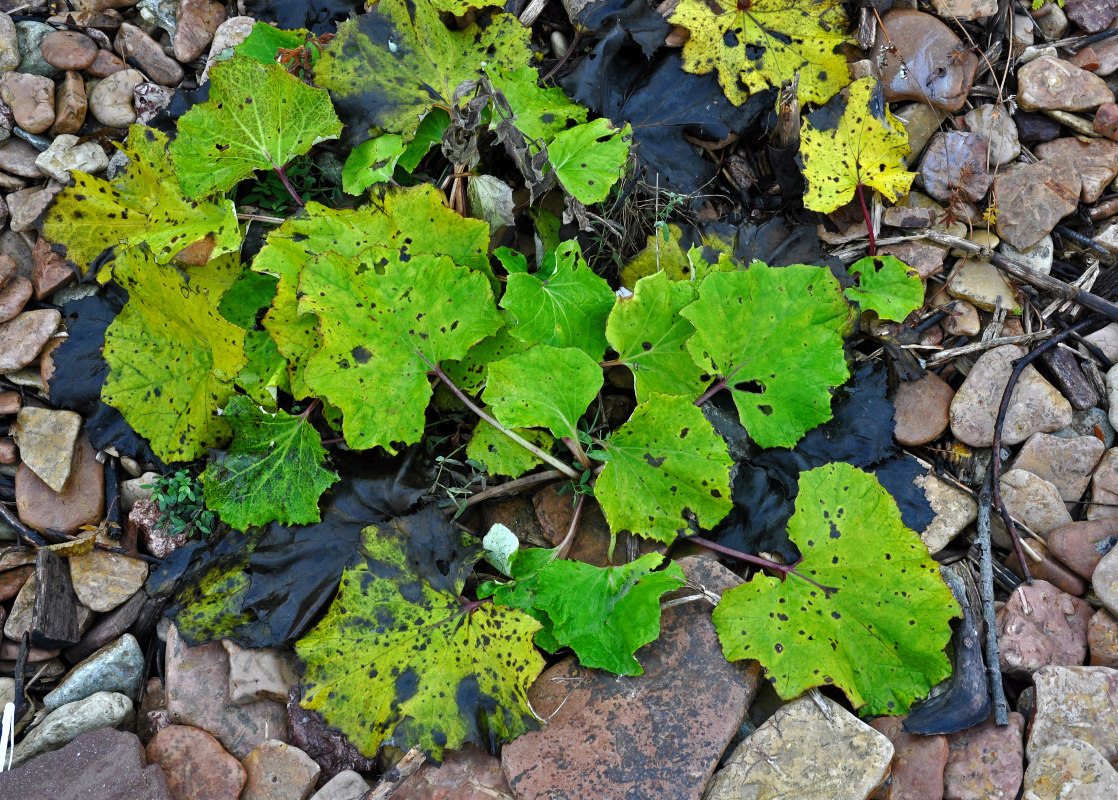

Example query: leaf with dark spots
[47,285,161,465]
[160,457,425,648]
[297,510,543,762]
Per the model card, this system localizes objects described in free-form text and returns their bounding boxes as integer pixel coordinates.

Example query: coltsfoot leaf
[297,248,501,452]
[500,241,615,360]
[670,0,852,106]
[800,77,915,214]
[102,247,247,462]
[170,55,342,198]
[296,513,544,762]
[547,118,632,204]
[201,395,339,530]
[481,551,686,675]
[40,125,240,275]
[596,394,733,544]
[844,254,924,322]
[467,418,553,479]
[712,462,960,715]
[606,271,707,402]
[681,262,852,449]
[484,345,603,443]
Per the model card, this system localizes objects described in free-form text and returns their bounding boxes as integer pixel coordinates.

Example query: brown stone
[0,564,32,602]
[0,390,20,414]
[85,47,125,78]
[11,407,83,492]
[1017,55,1115,112]
[14,434,104,536]
[921,132,991,203]
[397,744,513,800]
[174,0,228,63]
[1009,433,1105,503]
[534,485,664,568]
[1095,102,1118,140]
[241,740,320,800]
[40,30,99,71]
[992,156,1082,250]
[0,309,61,372]
[1028,666,1118,764]
[115,23,183,87]
[501,557,761,800]
[50,71,87,137]
[0,72,55,134]
[31,237,74,300]
[1089,448,1118,522]
[893,372,953,446]
[997,580,1092,678]
[68,531,149,612]
[1035,137,1118,202]
[1088,608,1118,668]
[0,276,31,323]
[1048,519,1118,579]
[147,725,246,800]
[942,713,1025,800]
[1005,539,1086,596]
[39,338,62,391]
[0,139,45,179]
[873,10,977,111]
[869,715,949,800]
[1066,0,1118,32]
[878,241,946,279]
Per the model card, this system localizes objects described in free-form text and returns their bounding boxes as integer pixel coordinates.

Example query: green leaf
[712,462,959,715]
[170,55,342,198]
[619,227,737,288]
[397,108,450,173]
[102,246,247,462]
[467,419,553,479]
[484,346,603,442]
[670,0,852,106]
[252,186,491,397]
[217,270,278,329]
[606,271,707,402]
[501,241,615,360]
[342,135,406,194]
[297,248,502,452]
[440,326,526,396]
[595,394,733,544]
[233,22,309,65]
[547,118,632,204]
[315,0,530,142]
[489,66,588,144]
[681,263,852,449]
[800,77,915,214]
[296,515,544,761]
[483,552,686,675]
[40,125,241,275]
[201,395,339,530]
[844,255,924,322]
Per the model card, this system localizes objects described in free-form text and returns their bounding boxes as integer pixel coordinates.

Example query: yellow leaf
[670,0,852,106]
[799,77,915,214]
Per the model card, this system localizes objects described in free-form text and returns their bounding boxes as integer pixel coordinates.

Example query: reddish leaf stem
[687,536,837,595]
[554,494,586,560]
[856,183,874,256]
[693,378,728,407]
[274,164,305,209]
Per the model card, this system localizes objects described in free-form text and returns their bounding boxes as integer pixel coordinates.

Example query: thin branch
[686,536,837,595]
[464,469,566,507]
[554,494,585,560]
[428,361,580,481]
[976,474,1010,726]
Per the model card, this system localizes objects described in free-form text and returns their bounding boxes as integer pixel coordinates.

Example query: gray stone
[68,531,150,612]
[1010,432,1105,503]
[705,693,893,800]
[6,182,63,233]
[202,15,254,81]
[44,633,144,710]
[309,770,370,800]
[35,134,109,182]
[241,740,321,800]
[1023,738,1118,799]
[992,156,1081,251]
[949,344,1072,447]
[10,690,134,767]
[0,13,18,72]
[0,728,171,800]
[994,470,1072,543]
[223,640,300,705]
[1096,545,1118,618]
[964,103,1020,165]
[1000,235,1054,276]
[14,21,60,78]
[0,137,41,178]
[1086,323,1118,362]
[9,406,82,492]
[947,259,1021,312]
[88,68,145,127]
[1028,666,1118,764]
[915,472,977,554]
[921,131,991,203]
[1054,407,1115,449]
[174,0,227,63]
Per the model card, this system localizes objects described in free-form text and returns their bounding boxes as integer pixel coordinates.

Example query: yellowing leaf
[40,125,240,276]
[670,0,852,106]
[800,77,915,214]
[102,247,247,463]
[169,55,342,198]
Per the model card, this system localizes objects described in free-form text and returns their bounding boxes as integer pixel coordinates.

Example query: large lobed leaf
[170,55,342,198]
[40,125,240,275]
[315,0,529,143]
[713,462,959,715]
[596,393,733,544]
[682,262,852,449]
[670,0,852,106]
[844,254,925,322]
[201,395,339,530]
[296,510,544,761]
[799,77,915,214]
[297,248,502,452]
[102,247,247,462]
